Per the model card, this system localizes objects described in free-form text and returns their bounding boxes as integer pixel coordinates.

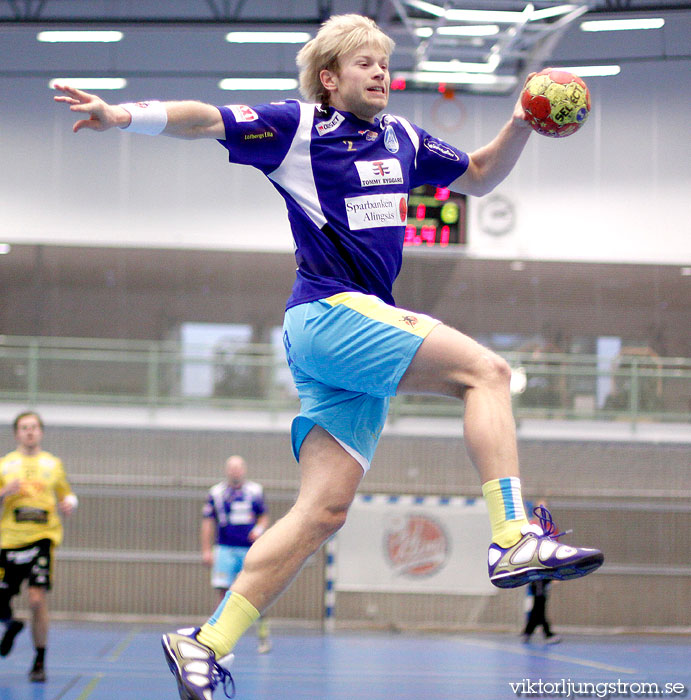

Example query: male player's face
[225,457,247,489]
[323,43,390,122]
[15,414,43,453]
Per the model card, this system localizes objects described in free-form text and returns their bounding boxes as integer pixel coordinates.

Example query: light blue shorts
[283,292,440,471]
[211,544,249,590]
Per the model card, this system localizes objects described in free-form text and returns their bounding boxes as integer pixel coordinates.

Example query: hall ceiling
[1,0,688,96]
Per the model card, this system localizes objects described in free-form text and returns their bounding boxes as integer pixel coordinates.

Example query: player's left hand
[511,72,536,129]
[58,497,75,515]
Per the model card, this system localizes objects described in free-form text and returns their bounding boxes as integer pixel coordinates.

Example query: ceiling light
[49,78,127,90]
[37,30,124,42]
[445,8,530,23]
[218,78,299,90]
[436,25,500,37]
[405,1,445,17]
[530,5,578,20]
[418,59,496,74]
[580,18,664,31]
[554,65,621,76]
[225,31,311,43]
[408,1,576,23]
[394,71,517,88]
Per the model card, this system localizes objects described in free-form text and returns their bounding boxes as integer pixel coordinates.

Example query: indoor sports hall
[0,1,689,699]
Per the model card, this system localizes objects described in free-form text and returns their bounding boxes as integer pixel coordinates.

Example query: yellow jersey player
[0,411,78,683]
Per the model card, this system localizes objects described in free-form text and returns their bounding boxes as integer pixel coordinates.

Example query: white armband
[119,100,168,135]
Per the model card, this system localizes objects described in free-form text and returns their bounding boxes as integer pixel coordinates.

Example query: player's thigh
[398,323,510,397]
[27,585,48,609]
[295,425,364,517]
[27,540,52,590]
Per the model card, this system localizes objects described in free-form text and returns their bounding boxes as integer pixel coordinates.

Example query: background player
[201,455,271,654]
[54,13,603,699]
[0,411,78,682]
[522,500,562,645]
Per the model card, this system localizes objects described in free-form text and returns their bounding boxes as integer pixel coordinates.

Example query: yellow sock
[197,591,260,659]
[482,477,530,548]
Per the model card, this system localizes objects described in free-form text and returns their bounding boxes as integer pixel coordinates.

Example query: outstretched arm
[53,84,225,140]
[450,79,533,197]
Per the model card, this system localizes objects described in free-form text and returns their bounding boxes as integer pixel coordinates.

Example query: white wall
[1,23,689,264]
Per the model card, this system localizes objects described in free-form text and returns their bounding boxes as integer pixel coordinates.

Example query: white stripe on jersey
[269,102,327,229]
[395,116,420,170]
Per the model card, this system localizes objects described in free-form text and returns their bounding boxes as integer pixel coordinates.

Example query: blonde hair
[296,14,395,105]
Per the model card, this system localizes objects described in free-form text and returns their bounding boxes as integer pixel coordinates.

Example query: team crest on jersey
[384,125,399,153]
[316,112,345,135]
[423,137,460,161]
[354,159,404,186]
[229,105,258,122]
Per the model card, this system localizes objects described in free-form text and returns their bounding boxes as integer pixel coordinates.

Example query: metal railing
[1,335,690,424]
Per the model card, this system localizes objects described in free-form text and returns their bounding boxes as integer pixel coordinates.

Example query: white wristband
[62,493,79,509]
[119,100,168,135]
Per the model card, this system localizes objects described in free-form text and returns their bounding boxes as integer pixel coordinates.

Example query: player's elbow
[451,165,497,198]
[467,179,497,198]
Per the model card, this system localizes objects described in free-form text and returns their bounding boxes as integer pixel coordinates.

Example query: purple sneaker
[162,627,235,700]
[488,506,603,588]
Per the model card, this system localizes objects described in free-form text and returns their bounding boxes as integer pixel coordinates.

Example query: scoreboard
[404,184,467,248]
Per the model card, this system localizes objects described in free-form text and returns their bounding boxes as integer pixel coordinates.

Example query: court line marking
[458,637,637,674]
[107,625,142,663]
[52,674,82,700]
[75,673,104,700]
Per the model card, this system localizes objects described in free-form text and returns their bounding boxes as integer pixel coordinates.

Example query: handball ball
[521,68,591,138]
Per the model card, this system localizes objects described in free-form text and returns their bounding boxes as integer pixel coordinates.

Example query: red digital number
[416,203,426,220]
[421,225,437,246]
[439,225,450,247]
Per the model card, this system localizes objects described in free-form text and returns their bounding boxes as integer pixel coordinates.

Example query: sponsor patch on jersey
[243,129,275,142]
[229,105,259,122]
[316,112,345,135]
[423,137,460,161]
[344,193,408,230]
[354,159,404,187]
[14,507,48,524]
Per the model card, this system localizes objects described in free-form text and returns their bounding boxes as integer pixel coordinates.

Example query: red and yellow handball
[521,68,591,138]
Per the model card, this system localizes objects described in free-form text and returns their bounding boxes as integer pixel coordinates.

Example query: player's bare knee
[27,589,45,612]
[462,349,511,392]
[306,503,349,543]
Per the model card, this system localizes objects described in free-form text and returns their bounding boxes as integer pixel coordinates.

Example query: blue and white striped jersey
[203,480,266,548]
[216,101,469,309]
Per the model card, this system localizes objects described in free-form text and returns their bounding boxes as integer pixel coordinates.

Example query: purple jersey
[217,100,469,309]
[203,480,266,548]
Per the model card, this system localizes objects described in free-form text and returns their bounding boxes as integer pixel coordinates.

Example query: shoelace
[533,505,567,539]
[210,660,236,699]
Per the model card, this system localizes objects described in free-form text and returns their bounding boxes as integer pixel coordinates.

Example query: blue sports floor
[0,622,689,700]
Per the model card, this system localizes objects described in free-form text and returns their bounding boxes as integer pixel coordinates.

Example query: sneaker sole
[491,551,604,589]
[161,635,196,700]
